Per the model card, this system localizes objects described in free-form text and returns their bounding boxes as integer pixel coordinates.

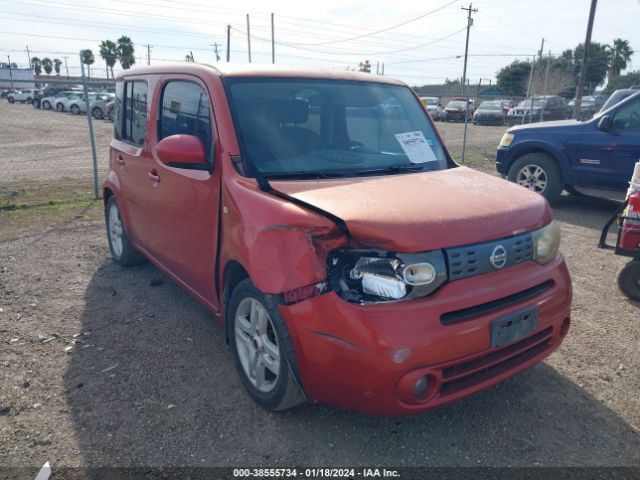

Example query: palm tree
[53,58,62,76]
[185,53,194,62]
[608,39,634,83]
[31,57,42,76]
[80,49,95,78]
[116,36,136,70]
[100,40,118,79]
[41,58,53,75]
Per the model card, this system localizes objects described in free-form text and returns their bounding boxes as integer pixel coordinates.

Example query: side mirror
[157,134,207,168]
[597,115,613,131]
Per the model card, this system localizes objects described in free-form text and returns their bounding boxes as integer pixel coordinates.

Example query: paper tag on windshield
[395,131,438,163]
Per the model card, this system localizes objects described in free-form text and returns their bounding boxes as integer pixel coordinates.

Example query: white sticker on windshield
[395,131,438,163]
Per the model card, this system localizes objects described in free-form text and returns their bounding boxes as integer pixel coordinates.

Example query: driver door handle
[148,170,161,183]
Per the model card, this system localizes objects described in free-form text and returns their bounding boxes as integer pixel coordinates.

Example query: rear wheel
[105,197,146,266]
[508,153,563,204]
[70,104,81,115]
[228,279,306,411]
[42,100,51,110]
[8,97,14,103]
[92,107,104,119]
[618,260,640,302]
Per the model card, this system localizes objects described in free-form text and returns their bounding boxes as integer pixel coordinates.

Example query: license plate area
[490,307,538,348]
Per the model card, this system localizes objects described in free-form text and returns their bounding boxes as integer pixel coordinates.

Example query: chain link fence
[1,78,115,218]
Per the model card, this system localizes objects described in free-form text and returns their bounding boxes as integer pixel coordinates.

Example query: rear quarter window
[114,80,148,147]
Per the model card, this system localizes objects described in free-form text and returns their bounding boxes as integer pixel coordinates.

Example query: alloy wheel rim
[516,164,548,193]
[234,298,281,393]
[108,204,124,258]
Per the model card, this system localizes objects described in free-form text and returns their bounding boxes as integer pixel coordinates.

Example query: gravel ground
[0,97,639,470]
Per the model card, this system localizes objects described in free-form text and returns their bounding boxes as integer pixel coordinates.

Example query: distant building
[0,66,35,89]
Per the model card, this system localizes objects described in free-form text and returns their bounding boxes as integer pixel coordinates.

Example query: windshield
[422,97,438,106]
[517,99,547,108]
[600,90,636,112]
[446,101,467,109]
[478,102,502,110]
[225,78,448,179]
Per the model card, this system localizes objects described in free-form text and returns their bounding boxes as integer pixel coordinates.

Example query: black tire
[26,97,32,103]
[92,107,104,119]
[227,279,306,411]
[32,100,40,109]
[105,196,146,266]
[507,152,563,204]
[42,100,51,110]
[70,104,80,115]
[618,260,640,302]
[55,103,64,112]
[8,97,14,103]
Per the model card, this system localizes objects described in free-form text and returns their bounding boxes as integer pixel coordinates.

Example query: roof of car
[116,62,405,86]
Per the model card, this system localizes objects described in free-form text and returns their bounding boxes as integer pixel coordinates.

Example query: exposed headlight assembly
[498,132,514,148]
[531,221,561,264]
[327,249,447,304]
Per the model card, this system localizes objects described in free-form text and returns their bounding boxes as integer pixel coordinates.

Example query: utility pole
[210,42,220,62]
[62,56,69,78]
[7,55,14,89]
[460,3,478,163]
[271,13,275,64]
[246,14,252,63]
[381,63,384,76]
[190,51,195,62]
[375,61,379,75]
[226,25,231,62]
[523,57,535,125]
[541,51,551,121]
[574,0,597,118]
[538,38,545,62]
[25,45,31,68]
[146,44,152,66]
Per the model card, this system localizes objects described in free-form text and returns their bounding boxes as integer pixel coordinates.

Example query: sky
[0,0,638,86]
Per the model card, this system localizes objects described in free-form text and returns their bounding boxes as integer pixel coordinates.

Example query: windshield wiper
[351,164,426,177]
[261,171,348,180]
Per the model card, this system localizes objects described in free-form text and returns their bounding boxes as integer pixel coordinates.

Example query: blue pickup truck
[496,91,640,203]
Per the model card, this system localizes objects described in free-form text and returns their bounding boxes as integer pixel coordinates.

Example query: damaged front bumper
[278,256,571,415]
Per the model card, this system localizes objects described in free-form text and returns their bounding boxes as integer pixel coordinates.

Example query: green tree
[53,58,62,75]
[607,38,634,84]
[117,36,136,70]
[100,40,118,79]
[572,42,610,92]
[185,53,194,62]
[496,60,531,97]
[41,57,53,75]
[604,70,640,94]
[80,49,95,78]
[358,60,371,73]
[31,57,42,76]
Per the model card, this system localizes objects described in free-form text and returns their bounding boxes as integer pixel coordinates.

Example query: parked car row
[4,86,115,121]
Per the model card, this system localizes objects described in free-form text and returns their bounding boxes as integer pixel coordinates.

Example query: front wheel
[70,104,81,115]
[507,153,563,203]
[618,260,640,302]
[42,100,51,110]
[92,107,104,119]
[105,197,145,266]
[8,97,14,103]
[228,279,306,411]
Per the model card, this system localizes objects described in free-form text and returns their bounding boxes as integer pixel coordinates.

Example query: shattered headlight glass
[327,249,447,304]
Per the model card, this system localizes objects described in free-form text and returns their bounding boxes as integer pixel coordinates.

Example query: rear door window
[115,80,148,147]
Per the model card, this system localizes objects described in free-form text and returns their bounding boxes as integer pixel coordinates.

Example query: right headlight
[531,221,561,264]
[327,249,447,304]
[498,132,515,148]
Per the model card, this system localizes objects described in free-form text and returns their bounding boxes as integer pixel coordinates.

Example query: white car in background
[68,92,114,117]
[54,93,86,113]
[40,90,82,110]
[420,96,444,121]
[7,89,40,104]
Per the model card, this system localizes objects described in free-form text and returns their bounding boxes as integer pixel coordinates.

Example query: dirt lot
[0,99,639,470]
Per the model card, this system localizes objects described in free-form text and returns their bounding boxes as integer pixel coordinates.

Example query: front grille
[446,232,533,281]
[439,326,553,397]
[441,280,554,326]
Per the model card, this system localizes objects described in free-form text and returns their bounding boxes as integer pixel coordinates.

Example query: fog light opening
[560,318,570,338]
[413,376,430,399]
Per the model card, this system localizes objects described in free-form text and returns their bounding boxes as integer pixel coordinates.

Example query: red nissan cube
[104,64,572,415]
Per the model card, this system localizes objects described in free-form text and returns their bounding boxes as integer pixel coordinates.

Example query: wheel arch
[222,260,250,344]
[508,143,573,186]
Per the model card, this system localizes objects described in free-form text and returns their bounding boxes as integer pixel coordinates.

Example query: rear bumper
[279,256,571,415]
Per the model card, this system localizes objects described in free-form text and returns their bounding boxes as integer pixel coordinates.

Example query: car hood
[270,167,550,251]
[508,119,585,133]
